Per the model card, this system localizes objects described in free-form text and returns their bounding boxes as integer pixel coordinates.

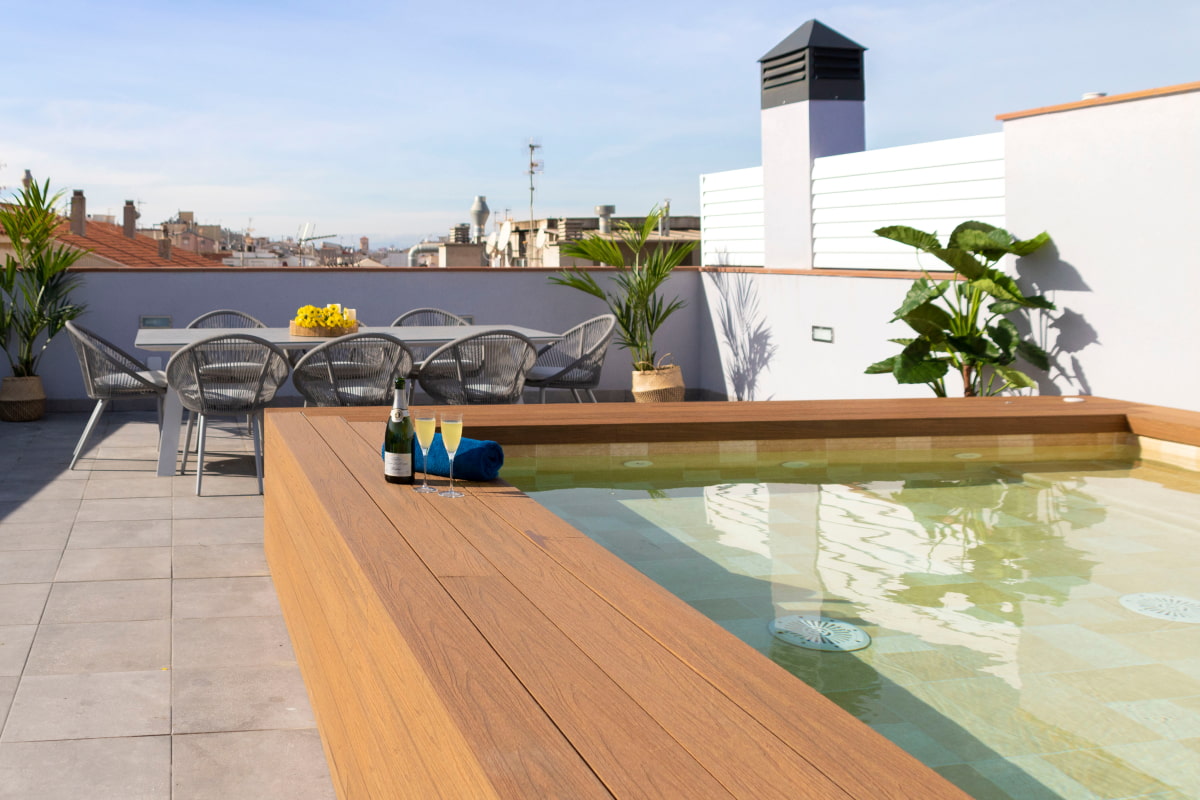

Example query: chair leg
[251,411,265,495]
[181,411,196,476]
[70,399,109,470]
[586,389,598,403]
[155,394,165,431]
[195,414,208,496]
[571,389,584,403]
[538,387,546,404]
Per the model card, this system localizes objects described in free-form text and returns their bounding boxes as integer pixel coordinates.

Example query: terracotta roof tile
[54,218,231,269]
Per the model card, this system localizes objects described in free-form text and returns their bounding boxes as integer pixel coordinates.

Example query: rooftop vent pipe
[123,200,139,239]
[469,196,490,244]
[595,205,615,234]
[70,190,86,236]
[407,242,439,267]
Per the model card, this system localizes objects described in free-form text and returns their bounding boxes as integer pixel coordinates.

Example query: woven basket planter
[0,376,47,422]
[631,365,685,403]
[289,321,359,338]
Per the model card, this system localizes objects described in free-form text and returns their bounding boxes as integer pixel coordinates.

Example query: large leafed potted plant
[0,179,88,421]
[551,206,696,402]
[866,221,1053,397]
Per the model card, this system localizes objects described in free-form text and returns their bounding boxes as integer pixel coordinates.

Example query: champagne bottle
[383,377,414,484]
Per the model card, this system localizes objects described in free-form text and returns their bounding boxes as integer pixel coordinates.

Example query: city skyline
[2,0,1196,249]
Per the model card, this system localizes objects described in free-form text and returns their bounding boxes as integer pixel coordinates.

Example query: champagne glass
[439,412,464,498]
[412,411,438,493]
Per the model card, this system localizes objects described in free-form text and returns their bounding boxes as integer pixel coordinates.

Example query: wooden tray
[289,321,360,338]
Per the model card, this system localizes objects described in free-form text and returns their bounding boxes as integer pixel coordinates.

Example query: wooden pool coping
[264,397,1199,799]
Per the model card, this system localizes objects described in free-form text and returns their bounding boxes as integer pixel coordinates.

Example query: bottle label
[390,409,404,423]
[383,452,412,477]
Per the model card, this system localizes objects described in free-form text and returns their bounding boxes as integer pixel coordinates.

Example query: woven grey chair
[65,321,168,470]
[166,334,290,495]
[524,314,616,403]
[292,332,414,407]
[390,307,469,327]
[417,329,536,405]
[186,309,266,329]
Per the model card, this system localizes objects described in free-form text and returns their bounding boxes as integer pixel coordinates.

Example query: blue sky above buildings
[2,0,1196,247]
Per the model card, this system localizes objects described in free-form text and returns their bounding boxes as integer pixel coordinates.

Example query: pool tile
[932,762,1015,800]
[1109,698,1200,739]
[1024,624,1153,668]
[1050,664,1200,703]
[1041,746,1178,797]
[872,722,965,767]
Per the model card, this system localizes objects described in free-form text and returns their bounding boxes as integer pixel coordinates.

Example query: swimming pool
[504,435,1200,800]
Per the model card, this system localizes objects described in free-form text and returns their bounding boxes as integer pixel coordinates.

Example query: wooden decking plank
[322,416,737,796]
[467,480,971,800]
[276,412,615,798]
[434,486,857,799]
[542,533,972,799]
[309,397,1135,445]
[266,413,506,799]
[306,416,495,577]
[442,574,739,799]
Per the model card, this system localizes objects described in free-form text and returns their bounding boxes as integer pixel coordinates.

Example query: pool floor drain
[622,460,653,468]
[769,615,871,651]
[1120,593,1200,624]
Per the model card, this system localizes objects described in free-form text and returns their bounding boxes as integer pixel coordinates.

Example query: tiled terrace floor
[0,410,336,800]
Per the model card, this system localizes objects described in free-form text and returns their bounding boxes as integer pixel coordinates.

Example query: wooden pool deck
[264,397,1193,799]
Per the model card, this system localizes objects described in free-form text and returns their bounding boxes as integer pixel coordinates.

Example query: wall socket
[812,325,834,343]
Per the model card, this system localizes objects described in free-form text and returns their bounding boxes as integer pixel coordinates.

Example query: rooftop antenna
[526,137,543,267]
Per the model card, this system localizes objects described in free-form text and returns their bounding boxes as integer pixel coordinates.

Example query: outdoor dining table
[134,324,561,477]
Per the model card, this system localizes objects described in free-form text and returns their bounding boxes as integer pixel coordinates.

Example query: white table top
[135,324,560,352]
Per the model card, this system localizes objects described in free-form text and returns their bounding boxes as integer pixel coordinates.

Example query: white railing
[812,133,1004,270]
[699,166,764,266]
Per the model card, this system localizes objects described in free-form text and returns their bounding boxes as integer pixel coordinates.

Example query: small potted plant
[551,206,695,402]
[0,179,87,421]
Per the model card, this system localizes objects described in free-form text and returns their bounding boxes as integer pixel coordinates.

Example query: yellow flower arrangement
[290,304,357,336]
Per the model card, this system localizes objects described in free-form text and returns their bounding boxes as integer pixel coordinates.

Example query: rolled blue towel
[382,434,504,482]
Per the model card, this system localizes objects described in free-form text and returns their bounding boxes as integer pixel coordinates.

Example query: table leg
[157,388,183,477]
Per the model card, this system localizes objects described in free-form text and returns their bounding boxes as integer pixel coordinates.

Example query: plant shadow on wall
[708,272,778,401]
[866,222,1055,397]
[1011,240,1099,397]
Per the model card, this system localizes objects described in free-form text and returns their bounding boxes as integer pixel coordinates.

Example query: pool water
[504,444,1200,800]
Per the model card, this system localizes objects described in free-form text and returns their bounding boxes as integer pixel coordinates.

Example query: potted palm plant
[0,179,88,421]
[551,206,696,401]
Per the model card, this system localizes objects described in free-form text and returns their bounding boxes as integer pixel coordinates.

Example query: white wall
[699,270,930,401]
[1004,89,1200,410]
[811,133,1004,270]
[37,268,719,406]
[699,167,764,266]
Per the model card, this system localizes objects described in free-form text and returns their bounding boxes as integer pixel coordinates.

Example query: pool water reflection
[505,444,1200,800]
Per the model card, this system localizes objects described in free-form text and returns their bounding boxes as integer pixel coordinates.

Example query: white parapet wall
[811,132,1005,270]
[699,167,764,266]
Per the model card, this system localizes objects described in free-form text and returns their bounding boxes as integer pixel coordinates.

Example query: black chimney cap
[759,20,866,109]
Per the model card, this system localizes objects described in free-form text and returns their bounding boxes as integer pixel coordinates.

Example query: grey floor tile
[173,615,295,669]
[172,665,316,734]
[173,577,281,619]
[83,477,173,500]
[0,480,86,503]
[0,521,71,551]
[172,729,335,800]
[0,676,15,731]
[24,619,171,675]
[75,497,173,522]
[173,516,264,545]
[172,474,261,497]
[0,550,62,584]
[173,544,268,579]
[0,583,50,625]
[2,671,171,741]
[0,625,37,677]
[67,519,171,549]
[0,735,170,800]
[43,579,171,623]
[0,498,80,525]
[172,495,264,519]
[55,546,171,582]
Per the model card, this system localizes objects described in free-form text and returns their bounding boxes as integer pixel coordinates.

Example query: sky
[2,0,1196,249]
